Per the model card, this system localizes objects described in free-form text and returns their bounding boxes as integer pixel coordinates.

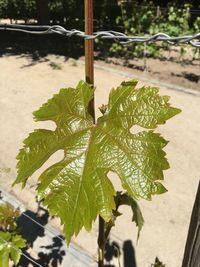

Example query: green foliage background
[0,0,199,59]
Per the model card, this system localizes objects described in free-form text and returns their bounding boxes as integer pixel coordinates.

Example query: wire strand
[0,235,44,267]
[21,212,95,265]
[21,212,65,243]
[0,197,95,265]
[0,24,199,47]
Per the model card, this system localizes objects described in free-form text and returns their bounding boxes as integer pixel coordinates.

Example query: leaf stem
[98,216,105,267]
[97,195,122,267]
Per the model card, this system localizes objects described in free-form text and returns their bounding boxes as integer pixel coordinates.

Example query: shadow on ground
[0,30,84,63]
[1,29,200,94]
[171,71,200,83]
[105,238,137,267]
[16,205,137,267]
[17,204,66,267]
[0,187,137,267]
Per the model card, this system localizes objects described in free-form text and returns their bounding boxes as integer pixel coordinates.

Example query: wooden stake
[84,1,105,266]
[85,0,95,121]
[182,181,200,267]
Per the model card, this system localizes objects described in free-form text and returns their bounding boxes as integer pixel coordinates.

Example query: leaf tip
[121,79,138,88]
[174,107,182,116]
[12,178,26,189]
[152,182,168,195]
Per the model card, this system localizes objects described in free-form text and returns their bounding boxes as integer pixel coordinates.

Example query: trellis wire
[0,195,124,262]
[22,210,123,249]
[0,197,95,265]
[21,212,93,265]
[0,235,44,267]
[1,191,124,244]
[0,24,200,47]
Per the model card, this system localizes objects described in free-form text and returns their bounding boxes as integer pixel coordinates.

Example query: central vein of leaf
[70,126,95,227]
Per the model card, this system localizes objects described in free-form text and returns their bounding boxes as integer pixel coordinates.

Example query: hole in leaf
[34,121,56,131]
[107,171,124,192]
[130,125,144,134]
[31,150,64,183]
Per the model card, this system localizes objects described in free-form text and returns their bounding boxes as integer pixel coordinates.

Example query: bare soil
[96,56,200,92]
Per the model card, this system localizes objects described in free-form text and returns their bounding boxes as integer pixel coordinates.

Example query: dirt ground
[0,54,200,267]
[96,56,200,92]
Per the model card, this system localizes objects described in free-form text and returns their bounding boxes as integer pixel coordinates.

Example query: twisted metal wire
[0,24,200,47]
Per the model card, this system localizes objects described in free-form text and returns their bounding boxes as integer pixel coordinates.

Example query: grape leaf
[0,203,20,231]
[151,257,166,267]
[0,250,9,267]
[115,192,144,240]
[0,232,26,266]
[10,234,26,265]
[14,80,181,243]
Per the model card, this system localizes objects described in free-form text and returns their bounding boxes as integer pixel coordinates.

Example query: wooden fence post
[182,181,200,267]
[36,0,50,25]
[84,0,95,120]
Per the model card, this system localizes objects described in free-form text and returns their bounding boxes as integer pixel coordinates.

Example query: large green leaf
[14,80,181,243]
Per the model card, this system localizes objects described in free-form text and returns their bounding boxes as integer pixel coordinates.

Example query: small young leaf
[14,80,181,243]
[0,250,9,267]
[0,232,26,266]
[115,192,144,239]
[10,248,21,266]
[0,203,20,231]
[10,233,26,265]
[0,232,11,242]
[0,203,26,266]
[0,233,12,267]
[11,234,26,249]
[151,257,166,267]
[10,234,26,265]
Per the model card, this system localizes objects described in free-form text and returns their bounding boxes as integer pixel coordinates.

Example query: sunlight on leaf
[14,80,181,243]
[0,203,26,266]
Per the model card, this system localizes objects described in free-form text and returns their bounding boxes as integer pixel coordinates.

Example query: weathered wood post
[36,0,50,25]
[182,181,200,267]
[84,0,95,120]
